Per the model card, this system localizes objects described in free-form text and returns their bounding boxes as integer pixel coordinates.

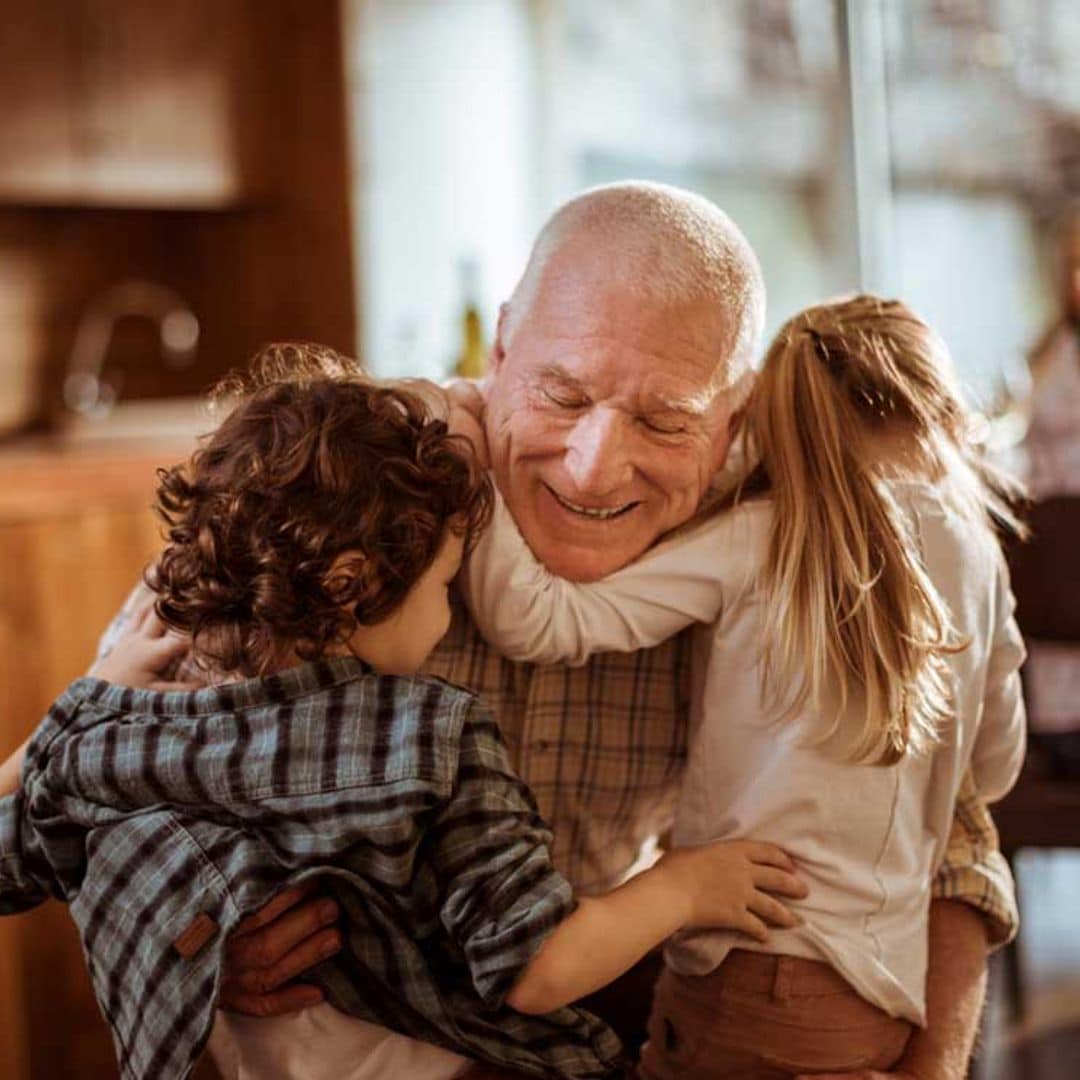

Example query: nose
[563,407,634,496]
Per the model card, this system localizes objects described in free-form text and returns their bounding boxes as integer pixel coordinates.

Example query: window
[344,0,1078,408]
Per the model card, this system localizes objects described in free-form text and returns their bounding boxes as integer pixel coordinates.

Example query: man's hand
[219,882,343,1017]
[3,588,199,796]
[90,588,200,691]
[797,899,990,1080]
[0,739,27,797]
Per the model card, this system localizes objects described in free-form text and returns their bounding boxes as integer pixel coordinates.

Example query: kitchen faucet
[63,281,200,418]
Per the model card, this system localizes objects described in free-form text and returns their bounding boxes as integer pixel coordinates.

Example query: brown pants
[637,951,913,1080]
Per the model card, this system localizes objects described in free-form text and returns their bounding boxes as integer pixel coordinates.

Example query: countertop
[0,435,196,521]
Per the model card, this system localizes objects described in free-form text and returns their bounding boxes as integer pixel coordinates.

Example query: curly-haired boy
[0,347,803,1080]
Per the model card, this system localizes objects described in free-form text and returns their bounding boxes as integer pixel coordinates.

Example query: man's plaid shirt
[0,658,624,1080]
[425,599,1019,946]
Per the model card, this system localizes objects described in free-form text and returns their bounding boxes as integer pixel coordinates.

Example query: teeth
[550,488,636,519]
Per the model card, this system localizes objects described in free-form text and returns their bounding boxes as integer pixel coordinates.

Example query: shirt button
[530,739,552,753]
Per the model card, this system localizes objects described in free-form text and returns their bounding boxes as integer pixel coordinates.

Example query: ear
[491,303,511,373]
[323,552,367,604]
[709,399,748,476]
[722,367,756,445]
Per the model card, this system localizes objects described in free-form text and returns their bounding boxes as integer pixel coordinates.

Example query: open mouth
[544,483,640,521]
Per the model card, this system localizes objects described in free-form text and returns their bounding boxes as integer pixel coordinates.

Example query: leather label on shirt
[173,912,219,960]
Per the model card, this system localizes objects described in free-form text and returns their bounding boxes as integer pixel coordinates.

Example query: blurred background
[0,1,1077,1077]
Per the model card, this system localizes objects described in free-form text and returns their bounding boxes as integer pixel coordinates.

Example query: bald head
[505,181,766,395]
[485,182,767,581]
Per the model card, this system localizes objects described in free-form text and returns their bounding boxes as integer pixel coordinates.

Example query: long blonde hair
[745,295,1022,765]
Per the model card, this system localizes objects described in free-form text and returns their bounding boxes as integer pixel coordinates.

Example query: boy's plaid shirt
[425,601,1019,947]
[0,659,625,1080]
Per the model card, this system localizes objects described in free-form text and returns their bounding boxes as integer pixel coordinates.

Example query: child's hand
[444,378,489,468]
[659,839,808,942]
[394,377,490,468]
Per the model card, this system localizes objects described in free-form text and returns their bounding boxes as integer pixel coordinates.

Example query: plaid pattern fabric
[424,600,692,897]
[0,659,625,1080]
[931,769,1019,949]
[100,584,1020,939]
[425,600,1019,945]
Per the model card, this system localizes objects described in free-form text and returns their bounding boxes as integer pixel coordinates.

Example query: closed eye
[640,415,688,436]
[542,387,590,410]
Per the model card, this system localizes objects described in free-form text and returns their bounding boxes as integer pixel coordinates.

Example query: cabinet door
[0,609,30,1077]
[0,0,250,207]
[0,1,79,201]
[0,503,163,1079]
[76,0,248,206]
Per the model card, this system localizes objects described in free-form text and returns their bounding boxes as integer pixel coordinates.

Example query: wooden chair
[995,496,1080,1018]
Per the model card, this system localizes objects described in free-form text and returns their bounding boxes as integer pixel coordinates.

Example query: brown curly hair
[149,344,492,677]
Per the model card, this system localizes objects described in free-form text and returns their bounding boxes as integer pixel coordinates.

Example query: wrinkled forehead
[513,256,745,395]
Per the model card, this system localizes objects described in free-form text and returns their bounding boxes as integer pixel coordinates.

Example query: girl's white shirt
[460,481,1026,1024]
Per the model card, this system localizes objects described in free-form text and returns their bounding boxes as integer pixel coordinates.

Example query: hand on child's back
[91,588,201,692]
[659,839,808,942]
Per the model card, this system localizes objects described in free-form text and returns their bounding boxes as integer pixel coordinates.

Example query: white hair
[506,181,766,397]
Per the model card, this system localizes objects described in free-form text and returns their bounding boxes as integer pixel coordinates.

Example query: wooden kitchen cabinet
[0,0,253,207]
[0,438,213,1079]
[0,0,356,433]
[0,1,75,204]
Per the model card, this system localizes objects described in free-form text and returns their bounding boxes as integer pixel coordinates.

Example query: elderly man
[193,183,1015,1077]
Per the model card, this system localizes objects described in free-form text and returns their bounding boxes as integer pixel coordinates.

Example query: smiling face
[485,244,740,582]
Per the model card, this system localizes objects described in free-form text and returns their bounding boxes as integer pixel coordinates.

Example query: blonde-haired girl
[461,294,1027,1077]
